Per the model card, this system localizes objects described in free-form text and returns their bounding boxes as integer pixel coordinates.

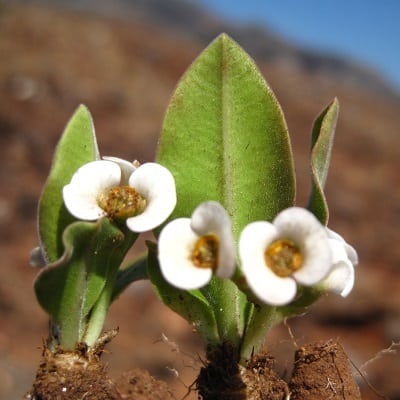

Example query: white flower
[158,201,236,290]
[321,228,358,297]
[102,156,138,184]
[239,207,332,306]
[63,158,176,232]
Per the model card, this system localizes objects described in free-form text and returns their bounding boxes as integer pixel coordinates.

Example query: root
[359,341,400,373]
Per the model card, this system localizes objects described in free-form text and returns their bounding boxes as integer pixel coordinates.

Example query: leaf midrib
[221,36,233,219]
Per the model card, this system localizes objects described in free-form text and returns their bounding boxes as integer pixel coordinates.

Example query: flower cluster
[157,204,357,306]
[63,159,357,307]
[63,157,176,233]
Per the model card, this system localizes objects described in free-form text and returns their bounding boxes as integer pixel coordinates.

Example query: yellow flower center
[264,239,303,277]
[191,234,219,270]
[98,186,147,220]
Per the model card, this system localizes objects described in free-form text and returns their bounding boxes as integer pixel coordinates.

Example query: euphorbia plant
[33,106,176,351]
[150,34,356,364]
[31,33,357,398]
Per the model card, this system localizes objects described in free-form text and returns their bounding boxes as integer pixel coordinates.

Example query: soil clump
[26,337,174,400]
[196,340,361,400]
[289,340,362,400]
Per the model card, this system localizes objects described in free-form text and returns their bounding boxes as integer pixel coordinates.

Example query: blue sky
[192,0,400,92]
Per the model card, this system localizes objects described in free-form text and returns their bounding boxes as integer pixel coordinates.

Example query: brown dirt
[27,340,362,399]
[241,354,289,400]
[27,346,122,400]
[27,339,362,399]
[27,343,175,400]
[115,369,174,400]
[289,340,361,400]
[196,341,361,400]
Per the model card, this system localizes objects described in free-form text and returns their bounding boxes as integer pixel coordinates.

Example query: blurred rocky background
[0,1,399,399]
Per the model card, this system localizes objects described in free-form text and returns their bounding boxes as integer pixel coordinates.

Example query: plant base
[26,332,174,400]
[196,340,361,400]
[26,346,121,400]
[196,342,289,400]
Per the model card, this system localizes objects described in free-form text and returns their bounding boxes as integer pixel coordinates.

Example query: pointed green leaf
[156,34,295,239]
[155,34,295,351]
[34,218,124,349]
[307,98,339,224]
[147,245,220,347]
[39,105,99,263]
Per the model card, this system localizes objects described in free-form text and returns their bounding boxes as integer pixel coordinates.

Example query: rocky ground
[0,4,399,399]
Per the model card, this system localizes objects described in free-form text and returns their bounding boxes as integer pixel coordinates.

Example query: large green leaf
[307,98,339,224]
[155,34,295,349]
[34,218,124,350]
[38,105,99,263]
[147,244,220,347]
[156,34,295,239]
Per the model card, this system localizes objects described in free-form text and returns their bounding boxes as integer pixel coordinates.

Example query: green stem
[83,280,113,347]
[239,304,282,363]
[83,226,138,347]
[111,254,148,302]
[201,277,247,349]
[239,287,324,362]
[146,242,221,350]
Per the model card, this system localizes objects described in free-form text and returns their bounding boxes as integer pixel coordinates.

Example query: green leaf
[34,218,125,350]
[156,33,295,239]
[307,98,339,224]
[147,245,220,347]
[155,34,295,351]
[39,105,99,263]
[111,254,148,302]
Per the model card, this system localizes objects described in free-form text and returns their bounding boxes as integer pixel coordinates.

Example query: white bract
[321,228,358,297]
[63,157,176,232]
[239,207,332,306]
[30,246,46,268]
[158,201,236,290]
